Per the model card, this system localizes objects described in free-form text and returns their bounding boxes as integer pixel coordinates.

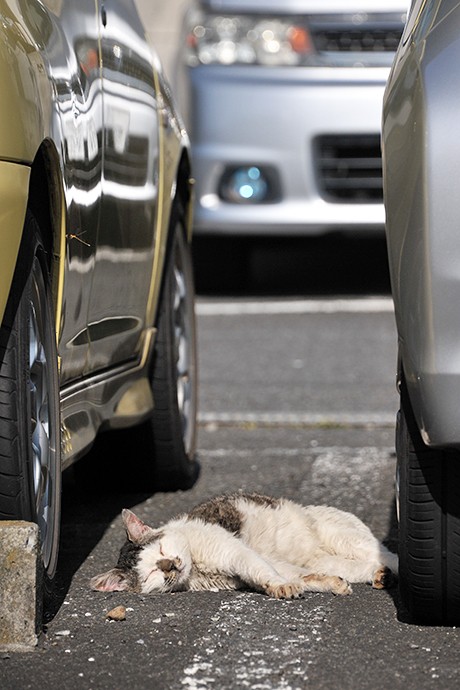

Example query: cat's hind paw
[330,577,352,596]
[372,565,395,590]
[265,582,304,599]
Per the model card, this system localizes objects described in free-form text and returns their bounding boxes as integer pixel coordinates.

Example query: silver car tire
[397,375,460,625]
[0,211,61,582]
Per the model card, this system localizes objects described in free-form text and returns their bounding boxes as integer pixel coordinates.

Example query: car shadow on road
[383,497,414,624]
[46,487,146,620]
[193,234,391,296]
[46,432,179,622]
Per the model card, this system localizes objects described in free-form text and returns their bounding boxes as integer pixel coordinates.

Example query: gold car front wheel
[0,211,61,582]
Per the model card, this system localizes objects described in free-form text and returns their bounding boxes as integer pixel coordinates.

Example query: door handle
[101,3,107,27]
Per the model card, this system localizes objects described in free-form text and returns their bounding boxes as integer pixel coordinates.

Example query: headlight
[185,12,314,66]
[184,11,407,68]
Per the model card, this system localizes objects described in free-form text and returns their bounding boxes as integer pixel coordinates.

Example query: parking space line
[198,411,395,428]
[195,297,394,316]
[197,445,394,458]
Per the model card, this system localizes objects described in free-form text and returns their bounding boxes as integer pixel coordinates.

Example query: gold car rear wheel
[73,199,199,494]
[0,211,61,582]
[142,201,199,489]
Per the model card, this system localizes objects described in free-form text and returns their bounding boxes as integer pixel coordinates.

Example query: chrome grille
[308,13,405,60]
[313,27,402,53]
[315,135,383,203]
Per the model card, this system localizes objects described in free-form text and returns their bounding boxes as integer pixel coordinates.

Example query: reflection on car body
[0,0,198,596]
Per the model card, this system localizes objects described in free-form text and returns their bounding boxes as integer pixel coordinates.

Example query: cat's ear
[122,508,155,544]
[90,568,131,592]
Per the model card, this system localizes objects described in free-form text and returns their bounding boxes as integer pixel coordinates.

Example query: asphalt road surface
[3,431,459,689]
[4,237,460,688]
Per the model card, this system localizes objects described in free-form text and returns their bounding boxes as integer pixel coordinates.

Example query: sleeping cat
[90,492,398,599]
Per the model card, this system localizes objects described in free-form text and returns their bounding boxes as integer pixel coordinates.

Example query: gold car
[0,0,197,586]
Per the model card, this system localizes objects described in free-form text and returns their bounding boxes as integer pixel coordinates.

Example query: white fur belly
[240,507,319,568]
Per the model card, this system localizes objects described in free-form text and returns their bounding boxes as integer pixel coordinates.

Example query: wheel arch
[27,141,67,340]
[175,148,194,243]
[145,145,194,332]
[159,148,194,311]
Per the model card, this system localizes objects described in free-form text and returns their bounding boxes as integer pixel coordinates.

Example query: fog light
[220,166,273,203]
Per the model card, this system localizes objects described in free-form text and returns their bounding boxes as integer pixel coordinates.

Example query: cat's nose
[157,558,180,573]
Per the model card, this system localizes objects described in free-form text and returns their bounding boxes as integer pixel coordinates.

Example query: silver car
[176,0,407,237]
[382,0,460,624]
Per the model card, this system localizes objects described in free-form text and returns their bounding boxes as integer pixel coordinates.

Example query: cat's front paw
[265,582,304,599]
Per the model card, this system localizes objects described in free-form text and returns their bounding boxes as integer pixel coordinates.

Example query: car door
[84,0,160,374]
[40,0,104,384]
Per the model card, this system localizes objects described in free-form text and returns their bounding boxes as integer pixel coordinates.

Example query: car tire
[137,199,199,490]
[396,374,460,624]
[0,211,61,584]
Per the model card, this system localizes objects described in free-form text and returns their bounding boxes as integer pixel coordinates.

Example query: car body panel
[81,0,160,376]
[0,162,30,321]
[383,0,460,446]
[0,0,192,466]
[176,0,407,237]
[0,2,53,164]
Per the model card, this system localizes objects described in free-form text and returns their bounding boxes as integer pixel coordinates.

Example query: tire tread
[398,377,460,624]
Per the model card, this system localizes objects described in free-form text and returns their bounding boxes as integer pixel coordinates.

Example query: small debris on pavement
[105,605,127,621]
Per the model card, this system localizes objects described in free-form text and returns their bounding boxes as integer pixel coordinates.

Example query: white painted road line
[195,297,394,316]
[198,445,394,459]
[198,411,395,427]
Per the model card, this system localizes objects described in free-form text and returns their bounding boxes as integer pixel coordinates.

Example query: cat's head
[90,509,192,594]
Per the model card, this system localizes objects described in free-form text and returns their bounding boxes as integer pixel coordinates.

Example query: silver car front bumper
[187,64,391,236]
[383,9,460,447]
